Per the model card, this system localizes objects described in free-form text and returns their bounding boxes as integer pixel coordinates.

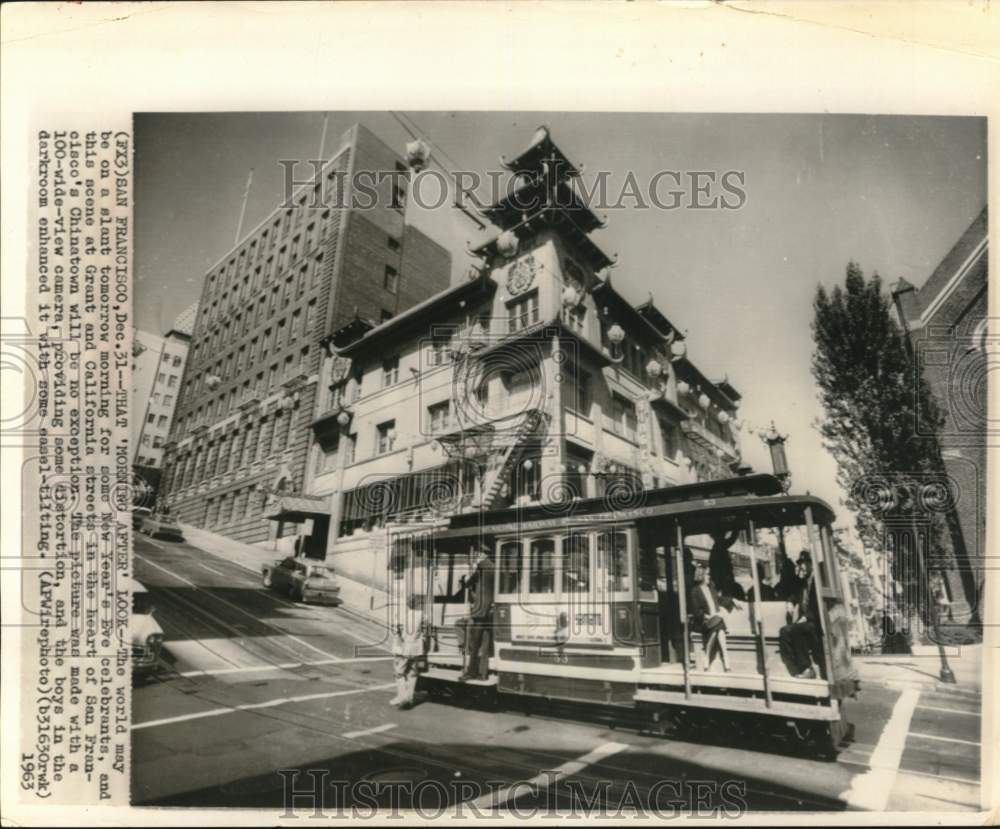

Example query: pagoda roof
[499,126,582,178]
[482,178,605,234]
[714,377,743,404]
[471,206,615,273]
[634,297,685,341]
[591,279,670,346]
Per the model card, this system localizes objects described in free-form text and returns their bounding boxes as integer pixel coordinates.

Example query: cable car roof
[437,475,836,540]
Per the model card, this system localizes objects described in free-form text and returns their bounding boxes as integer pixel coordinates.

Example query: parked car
[132,506,153,532]
[131,579,164,678]
[140,512,185,541]
[262,557,342,605]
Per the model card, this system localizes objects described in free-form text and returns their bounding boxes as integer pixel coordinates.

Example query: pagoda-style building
[296,126,745,597]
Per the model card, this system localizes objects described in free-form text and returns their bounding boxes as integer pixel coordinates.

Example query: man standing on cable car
[778,551,824,678]
[456,546,495,682]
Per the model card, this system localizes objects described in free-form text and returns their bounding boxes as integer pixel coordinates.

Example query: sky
[134,112,987,523]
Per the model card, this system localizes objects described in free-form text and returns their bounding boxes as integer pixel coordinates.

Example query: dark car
[132,507,153,532]
[131,579,165,678]
[140,512,185,541]
[262,557,342,605]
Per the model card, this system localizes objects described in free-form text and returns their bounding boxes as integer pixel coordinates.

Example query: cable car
[386,474,858,756]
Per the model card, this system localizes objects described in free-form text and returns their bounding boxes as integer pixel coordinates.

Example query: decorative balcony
[281,369,309,391]
[681,417,739,462]
[238,391,262,412]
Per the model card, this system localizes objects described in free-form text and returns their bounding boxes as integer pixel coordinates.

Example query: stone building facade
[891,206,988,632]
[159,124,451,547]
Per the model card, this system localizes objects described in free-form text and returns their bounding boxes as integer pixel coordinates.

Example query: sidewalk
[854,643,984,697]
[178,522,390,633]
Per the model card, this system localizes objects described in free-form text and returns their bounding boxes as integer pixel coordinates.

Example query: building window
[345,433,357,466]
[168,375,178,387]
[153,436,164,449]
[511,454,541,502]
[659,418,680,459]
[328,382,345,410]
[427,400,451,433]
[384,265,398,294]
[163,394,173,407]
[428,333,452,366]
[387,235,401,251]
[157,372,166,384]
[141,435,151,446]
[606,393,638,443]
[382,356,400,387]
[507,291,539,333]
[376,420,396,455]
[157,415,168,428]
[146,413,155,424]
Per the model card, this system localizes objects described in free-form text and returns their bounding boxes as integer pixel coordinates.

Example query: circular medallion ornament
[506,255,538,296]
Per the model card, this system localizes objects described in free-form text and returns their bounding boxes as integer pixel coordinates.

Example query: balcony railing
[681,418,739,461]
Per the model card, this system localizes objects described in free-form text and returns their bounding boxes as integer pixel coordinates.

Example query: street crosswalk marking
[342,723,398,739]
[132,682,397,730]
[177,655,393,678]
[908,731,981,747]
[917,704,981,718]
[838,687,920,811]
[470,741,630,810]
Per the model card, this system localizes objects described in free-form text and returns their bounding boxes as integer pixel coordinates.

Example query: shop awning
[264,494,331,523]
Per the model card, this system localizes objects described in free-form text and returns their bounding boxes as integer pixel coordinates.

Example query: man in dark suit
[455,547,495,681]
[778,552,823,678]
[689,561,737,672]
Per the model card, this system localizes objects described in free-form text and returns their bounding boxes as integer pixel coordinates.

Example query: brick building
[160,124,451,546]
[891,206,988,632]
[282,128,744,599]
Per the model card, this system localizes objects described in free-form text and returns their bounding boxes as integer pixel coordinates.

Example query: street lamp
[760,420,791,492]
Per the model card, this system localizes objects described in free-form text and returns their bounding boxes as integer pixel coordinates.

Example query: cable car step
[423,668,497,687]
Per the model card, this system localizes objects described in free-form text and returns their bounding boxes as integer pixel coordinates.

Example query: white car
[131,579,164,677]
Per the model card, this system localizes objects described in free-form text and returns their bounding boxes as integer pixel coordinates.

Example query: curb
[858,676,982,699]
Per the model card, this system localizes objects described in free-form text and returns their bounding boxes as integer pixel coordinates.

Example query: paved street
[131,534,983,815]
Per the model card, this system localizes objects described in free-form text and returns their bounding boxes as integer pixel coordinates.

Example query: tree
[811,262,947,626]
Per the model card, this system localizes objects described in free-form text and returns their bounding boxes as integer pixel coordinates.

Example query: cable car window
[529,538,555,594]
[562,533,590,593]
[498,540,521,594]
[599,530,630,594]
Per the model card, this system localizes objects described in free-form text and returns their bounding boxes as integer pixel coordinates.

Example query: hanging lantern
[578,463,588,474]
[336,410,350,427]
[733,418,743,430]
[404,138,432,172]
[645,359,663,378]
[497,230,519,259]
[698,393,710,409]
[670,340,687,360]
[522,458,533,471]
[561,285,581,308]
[607,324,625,344]
[717,411,730,424]
[715,448,725,458]
[677,380,690,396]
